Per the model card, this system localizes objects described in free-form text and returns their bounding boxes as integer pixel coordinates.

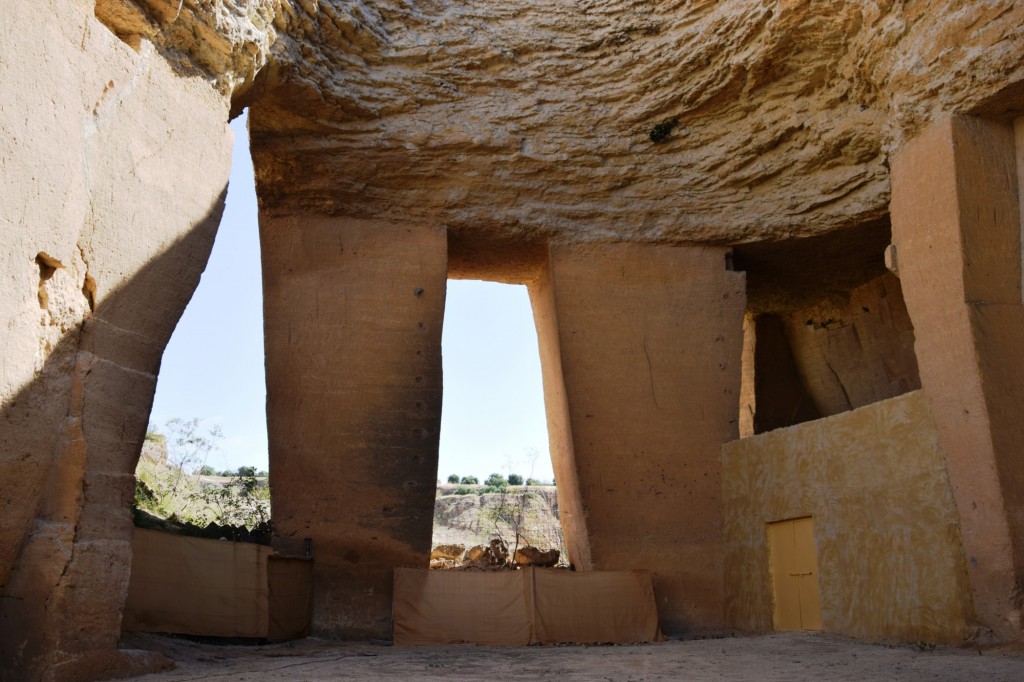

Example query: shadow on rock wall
[0,189,227,682]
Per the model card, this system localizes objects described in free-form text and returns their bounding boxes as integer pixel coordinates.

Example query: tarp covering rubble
[123,528,311,640]
[393,567,663,645]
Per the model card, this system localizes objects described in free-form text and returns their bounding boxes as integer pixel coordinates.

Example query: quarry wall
[0,2,272,679]
[4,2,1024,679]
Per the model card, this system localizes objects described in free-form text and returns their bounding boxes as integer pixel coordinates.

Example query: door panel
[768,517,822,631]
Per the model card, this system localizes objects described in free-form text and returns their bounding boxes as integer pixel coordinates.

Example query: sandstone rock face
[530,244,746,633]
[740,272,921,435]
[251,1,1024,245]
[5,1,1024,677]
[0,2,271,680]
[890,116,1024,641]
[95,0,278,98]
[261,217,448,639]
[245,0,1024,638]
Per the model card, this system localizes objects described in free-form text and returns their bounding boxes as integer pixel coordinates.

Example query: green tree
[163,417,223,496]
[507,473,524,486]
[460,475,479,485]
[237,465,257,477]
[447,474,460,483]
[485,473,507,487]
[525,477,543,486]
[197,465,216,476]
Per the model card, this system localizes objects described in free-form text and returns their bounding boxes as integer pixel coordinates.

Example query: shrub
[507,473,524,486]
[189,472,270,529]
[525,477,543,486]
[460,475,479,485]
[447,474,460,483]
[197,465,216,476]
[485,473,507,488]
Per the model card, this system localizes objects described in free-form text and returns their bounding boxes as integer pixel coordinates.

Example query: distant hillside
[432,485,562,554]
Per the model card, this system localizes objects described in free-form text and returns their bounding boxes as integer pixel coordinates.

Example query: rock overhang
[245,0,1024,246]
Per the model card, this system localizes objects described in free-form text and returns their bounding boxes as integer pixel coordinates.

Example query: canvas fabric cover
[267,555,314,641]
[393,567,662,645]
[123,528,311,639]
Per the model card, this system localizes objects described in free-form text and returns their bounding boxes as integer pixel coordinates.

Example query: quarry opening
[134,109,270,542]
[432,278,562,568]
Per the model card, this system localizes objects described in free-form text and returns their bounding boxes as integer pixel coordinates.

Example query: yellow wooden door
[768,517,822,631]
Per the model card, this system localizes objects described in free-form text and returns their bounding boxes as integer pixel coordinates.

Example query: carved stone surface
[5,2,1024,679]
[0,2,261,679]
[95,0,278,97]
[251,1,1024,244]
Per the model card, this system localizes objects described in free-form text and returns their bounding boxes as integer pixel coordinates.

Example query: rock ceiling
[101,1,1024,245]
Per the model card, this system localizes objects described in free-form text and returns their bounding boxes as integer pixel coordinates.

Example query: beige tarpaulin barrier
[393,569,532,645]
[530,568,663,644]
[267,555,314,641]
[123,528,311,640]
[393,568,663,645]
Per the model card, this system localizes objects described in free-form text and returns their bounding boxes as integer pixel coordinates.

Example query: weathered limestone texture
[0,1,272,680]
[261,216,447,638]
[740,272,920,436]
[722,391,971,644]
[250,1,1024,245]
[891,115,1024,641]
[94,0,278,99]
[739,314,820,436]
[530,244,745,633]
[6,0,1024,675]
[779,273,920,418]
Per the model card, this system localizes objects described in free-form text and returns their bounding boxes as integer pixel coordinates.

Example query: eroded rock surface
[1,2,273,680]
[6,1,1024,679]
[251,1,1024,244]
[95,0,278,97]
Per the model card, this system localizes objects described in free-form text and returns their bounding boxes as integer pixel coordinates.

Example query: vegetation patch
[134,419,270,545]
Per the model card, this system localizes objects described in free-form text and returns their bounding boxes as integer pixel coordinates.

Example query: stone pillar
[0,4,235,679]
[260,215,447,639]
[530,243,746,633]
[890,114,1024,640]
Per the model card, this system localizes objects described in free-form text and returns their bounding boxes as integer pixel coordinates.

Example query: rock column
[260,215,447,638]
[530,243,746,633]
[890,114,1024,640]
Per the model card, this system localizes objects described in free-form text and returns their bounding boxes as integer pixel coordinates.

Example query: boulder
[514,547,561,568]
[430,544,465,562]
[464,545,487,564]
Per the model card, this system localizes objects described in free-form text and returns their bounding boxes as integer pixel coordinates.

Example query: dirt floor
[120,631,1024,681]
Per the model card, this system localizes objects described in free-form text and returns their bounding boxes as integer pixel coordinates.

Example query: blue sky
[150,112,553,483]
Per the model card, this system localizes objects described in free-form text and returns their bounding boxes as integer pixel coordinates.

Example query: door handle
[788,572,813,577]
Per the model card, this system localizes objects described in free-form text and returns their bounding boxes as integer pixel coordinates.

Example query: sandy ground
[119,632,1024,681]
